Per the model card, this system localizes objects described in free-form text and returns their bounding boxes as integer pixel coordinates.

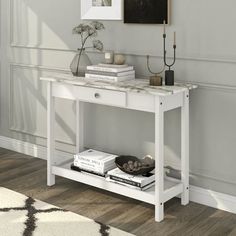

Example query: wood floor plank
[228,227,236,236]
[207,212,236,236]
[0,148,236,236]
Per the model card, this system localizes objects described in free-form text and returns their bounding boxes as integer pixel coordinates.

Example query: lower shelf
[52,161,184,205]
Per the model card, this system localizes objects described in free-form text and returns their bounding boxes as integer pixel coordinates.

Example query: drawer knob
[94,93,100,98]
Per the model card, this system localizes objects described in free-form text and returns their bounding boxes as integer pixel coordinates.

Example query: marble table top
[41,73,197,96]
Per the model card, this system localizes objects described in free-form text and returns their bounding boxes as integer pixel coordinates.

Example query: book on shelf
[107,168,155,188]
[74,149,117,165]
[106,177,155,191]
[85,73,135,82]
[87,64,134,73]
[74,149,117,175]
[73,160,115,174]
[71,164,106,177]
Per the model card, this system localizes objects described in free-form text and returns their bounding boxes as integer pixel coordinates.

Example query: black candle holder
[163,33,176,86]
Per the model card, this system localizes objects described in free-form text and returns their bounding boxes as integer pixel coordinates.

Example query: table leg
[47,82,55,186]
[155,96,164,222]
[76,100,84,154]
[181,91,190,205]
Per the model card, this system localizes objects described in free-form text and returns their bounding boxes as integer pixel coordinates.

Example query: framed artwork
[81,0,123,20]
[124,0,169,24]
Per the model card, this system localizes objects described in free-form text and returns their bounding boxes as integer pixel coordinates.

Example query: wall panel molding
[10,62,236,93]
[10,44,236,65]
[177,80,236,93]
[9,0,13,46]
[10,43,76,52]
[10,62,70,73]
[9,63,74,145]
[0,135,73,161]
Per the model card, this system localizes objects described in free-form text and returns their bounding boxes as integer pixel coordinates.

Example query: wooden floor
[0,148,236,236]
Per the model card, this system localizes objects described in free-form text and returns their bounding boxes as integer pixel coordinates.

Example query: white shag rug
[0,187,134,236]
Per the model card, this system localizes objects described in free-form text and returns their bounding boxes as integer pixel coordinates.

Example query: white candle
[105,51,114,64]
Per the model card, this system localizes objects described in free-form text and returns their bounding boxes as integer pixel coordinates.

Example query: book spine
[71,165,105,177]
[74,160,104,173]
[106,178,154,191]
[74,155,102,166]
[85,74,134,81]
[85,74,119,81]
[86,70,135,77]
[109,175,141,187]
[74,160,103,169]
[87,66,133,73]
[74,155,115,167]
[106,178,141,190]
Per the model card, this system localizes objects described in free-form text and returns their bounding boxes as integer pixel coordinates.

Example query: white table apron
[42,76,197,222]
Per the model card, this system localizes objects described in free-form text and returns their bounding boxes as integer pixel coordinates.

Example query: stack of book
[71,149,117,177]
[106,168,155,191]
[85,64,135,82]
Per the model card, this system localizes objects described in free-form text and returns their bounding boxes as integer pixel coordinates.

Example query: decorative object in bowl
[115,155,155,175]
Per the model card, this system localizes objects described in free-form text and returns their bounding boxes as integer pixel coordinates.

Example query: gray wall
[1,0,236,196]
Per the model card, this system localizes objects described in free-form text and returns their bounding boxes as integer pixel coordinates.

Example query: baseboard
[190,185,236,214]
[0,135,73,162]
[0,135,235,215]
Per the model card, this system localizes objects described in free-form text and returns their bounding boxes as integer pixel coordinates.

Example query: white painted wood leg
[47,82,55,186]
[76,100,84,154]
[155,96,164,222]
[181,91,190,205]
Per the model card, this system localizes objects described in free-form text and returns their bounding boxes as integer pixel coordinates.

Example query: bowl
[115,155,155,176]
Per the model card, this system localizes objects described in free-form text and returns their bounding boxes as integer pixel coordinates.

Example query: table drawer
[75,86,126,107]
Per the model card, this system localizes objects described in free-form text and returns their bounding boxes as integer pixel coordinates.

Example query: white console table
[41,75,197,222]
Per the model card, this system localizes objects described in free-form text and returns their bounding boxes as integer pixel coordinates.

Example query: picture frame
[124,0,170,24]
[81,0,123,20]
